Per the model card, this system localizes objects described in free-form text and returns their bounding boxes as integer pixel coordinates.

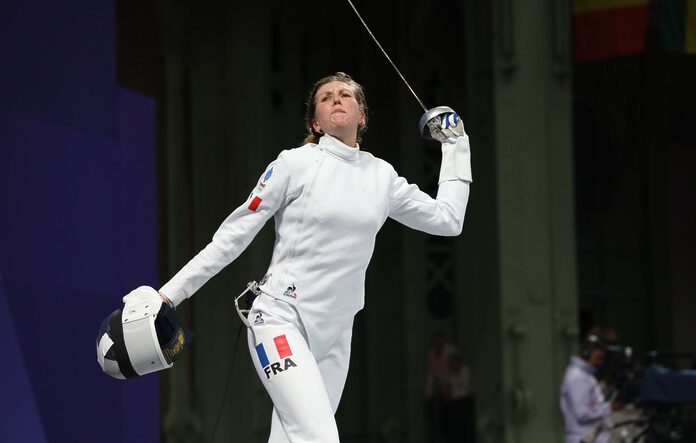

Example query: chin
[331,121,357,131]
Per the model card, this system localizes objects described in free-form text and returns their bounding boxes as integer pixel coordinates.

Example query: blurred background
[1,0,695,442]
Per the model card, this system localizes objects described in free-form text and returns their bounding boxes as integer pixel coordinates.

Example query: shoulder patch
[263,167,273,182]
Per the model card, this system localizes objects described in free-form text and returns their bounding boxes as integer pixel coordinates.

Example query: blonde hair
[303,72,369,145]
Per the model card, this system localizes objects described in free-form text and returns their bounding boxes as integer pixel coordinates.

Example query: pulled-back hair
[303,72,369,145]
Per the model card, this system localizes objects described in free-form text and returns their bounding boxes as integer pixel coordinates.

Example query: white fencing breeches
[247,296,352,443]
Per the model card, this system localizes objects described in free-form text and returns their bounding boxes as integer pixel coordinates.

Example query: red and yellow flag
[573,0,650,61]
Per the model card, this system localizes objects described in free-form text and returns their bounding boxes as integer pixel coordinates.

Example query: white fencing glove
[122,286,163,307]
[427,112,466,143]
[429,111,472,184]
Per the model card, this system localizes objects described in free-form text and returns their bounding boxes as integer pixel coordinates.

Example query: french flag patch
[248,195,262,211]
[255,334,298,379]
[255,335,294,366]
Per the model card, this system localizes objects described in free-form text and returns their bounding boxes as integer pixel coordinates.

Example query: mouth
[331,108,346,115]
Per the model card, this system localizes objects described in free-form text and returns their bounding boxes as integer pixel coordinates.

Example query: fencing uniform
[160,133,472,442]
[560,356,611,443]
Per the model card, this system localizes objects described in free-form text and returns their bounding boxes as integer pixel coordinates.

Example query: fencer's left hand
[434,110,472,183]
[427,112,465,143]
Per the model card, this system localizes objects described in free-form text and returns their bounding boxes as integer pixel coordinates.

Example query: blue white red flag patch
[254,334,294,365]
[255,334,298,379]
[249,196,262,211]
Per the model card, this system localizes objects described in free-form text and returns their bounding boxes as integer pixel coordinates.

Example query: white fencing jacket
[560,356,611,443]
[160,134,471,354]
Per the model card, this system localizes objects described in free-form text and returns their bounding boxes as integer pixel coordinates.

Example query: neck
[327,131,357,148]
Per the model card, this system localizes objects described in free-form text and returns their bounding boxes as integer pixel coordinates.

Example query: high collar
[570,355,595,374]
[318,134,360,163]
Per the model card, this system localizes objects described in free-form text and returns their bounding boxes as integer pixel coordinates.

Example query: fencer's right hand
[427,112,466,143]
[122,286,163,307]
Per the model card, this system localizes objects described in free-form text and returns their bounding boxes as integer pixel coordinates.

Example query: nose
[332,94,342,104]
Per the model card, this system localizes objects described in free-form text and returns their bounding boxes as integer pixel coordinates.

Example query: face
[311,81,365,146]
[587,348,606,367]
[432,335,445,352]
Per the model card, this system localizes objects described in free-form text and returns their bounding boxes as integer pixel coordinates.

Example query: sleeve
[159,153,292,306]
[566,376,611,424]
[388,136,471,236]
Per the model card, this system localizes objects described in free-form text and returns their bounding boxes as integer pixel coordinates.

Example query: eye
[321,95,331,102]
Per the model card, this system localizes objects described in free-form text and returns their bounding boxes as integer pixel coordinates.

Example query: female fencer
[158,72,472,442]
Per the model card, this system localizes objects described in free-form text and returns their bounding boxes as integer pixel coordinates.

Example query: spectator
[426,332,458,443]
[444,352,474,442]
[560,335,623,443]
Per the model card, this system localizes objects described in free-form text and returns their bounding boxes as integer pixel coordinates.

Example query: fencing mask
[96,286,192,379]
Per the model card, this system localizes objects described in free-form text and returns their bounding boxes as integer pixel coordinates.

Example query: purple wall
[0,1,160,442]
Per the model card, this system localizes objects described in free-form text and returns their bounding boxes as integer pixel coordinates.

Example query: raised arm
[388,113,472,236]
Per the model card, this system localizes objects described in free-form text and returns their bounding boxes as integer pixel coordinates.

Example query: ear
[312,120,322,133]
